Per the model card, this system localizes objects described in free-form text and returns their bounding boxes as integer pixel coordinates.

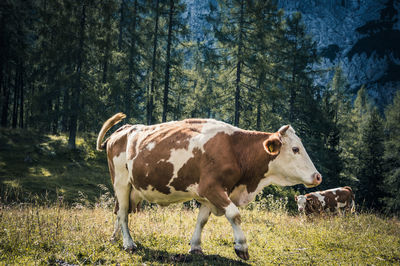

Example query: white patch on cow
[166,120,239,185]
[112,152,136,250]
[225,202,248,252]
[337,201,347,208]
[190,205,211,253]
[146,142,155,151]
[314,193,326,207]
[324,187,340,194]
[264,126,319,187]
[167,148,195,180]
[113,152,128,182]
[137,184,200,205]
[230,177,274,207]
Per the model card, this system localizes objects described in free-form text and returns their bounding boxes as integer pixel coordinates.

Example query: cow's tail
[344,186,356,213]
[96,113,126,151]
[351,199,356,213]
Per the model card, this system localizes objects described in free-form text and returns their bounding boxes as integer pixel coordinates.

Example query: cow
[96,113,322,260]
[295,186,355,215]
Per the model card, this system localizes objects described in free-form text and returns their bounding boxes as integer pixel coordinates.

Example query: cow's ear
[263,135,282,156]
[295,195,298,201]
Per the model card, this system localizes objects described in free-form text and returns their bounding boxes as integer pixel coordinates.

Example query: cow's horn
[278,125,290,135]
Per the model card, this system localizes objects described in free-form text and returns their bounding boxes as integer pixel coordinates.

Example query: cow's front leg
[201,185,249,260]
[189,204,211,255]
[225,202,249,260]
[115,183,136,252]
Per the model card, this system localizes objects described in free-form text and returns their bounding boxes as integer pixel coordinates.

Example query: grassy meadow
[1,201,400,265]
[1,128,400,265]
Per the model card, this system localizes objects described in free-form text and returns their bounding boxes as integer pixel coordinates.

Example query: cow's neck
[231,131,274,193]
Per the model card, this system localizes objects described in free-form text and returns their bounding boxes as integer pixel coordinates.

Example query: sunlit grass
[1,199,399,265]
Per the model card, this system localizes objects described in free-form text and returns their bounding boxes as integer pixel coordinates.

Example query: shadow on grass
[136,243,251,265]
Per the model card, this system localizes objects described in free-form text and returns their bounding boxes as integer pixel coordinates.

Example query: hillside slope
[0,128,112,204]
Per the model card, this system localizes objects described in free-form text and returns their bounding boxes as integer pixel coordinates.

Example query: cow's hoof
[124,243,137,253]
[235,248,249,260]
[189,248,204,255]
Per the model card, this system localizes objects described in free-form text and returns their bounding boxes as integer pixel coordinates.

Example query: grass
[1,128,400,265]
[1,200,399,265]
[0,128,110,204]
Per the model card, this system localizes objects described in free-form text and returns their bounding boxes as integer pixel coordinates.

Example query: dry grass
[1,199,399,265]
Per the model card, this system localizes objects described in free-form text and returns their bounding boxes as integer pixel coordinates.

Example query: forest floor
[1,128,400,265]
[0,128,111,204]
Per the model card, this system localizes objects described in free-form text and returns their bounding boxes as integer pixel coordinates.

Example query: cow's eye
[292,147,300,154]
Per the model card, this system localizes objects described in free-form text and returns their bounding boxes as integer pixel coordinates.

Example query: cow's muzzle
[305,172,322,188]
[312,172,322,186]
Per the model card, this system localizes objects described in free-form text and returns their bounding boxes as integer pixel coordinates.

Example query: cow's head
[264,125,322,188]
[295,195,307,212]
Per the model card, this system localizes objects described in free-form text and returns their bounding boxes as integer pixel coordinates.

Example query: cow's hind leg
[201,186,249,260]
[189,204,211,255]
[110,201,121,242]
[114,180,136,252]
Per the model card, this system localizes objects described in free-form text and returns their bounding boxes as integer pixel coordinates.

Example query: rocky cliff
[184,0,400,107]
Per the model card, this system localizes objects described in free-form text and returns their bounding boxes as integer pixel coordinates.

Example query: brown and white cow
[295,186,355,215]
[96,113,322,260]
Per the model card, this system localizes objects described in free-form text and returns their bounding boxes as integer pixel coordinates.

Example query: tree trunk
[256,73,264,131]
[162,0,174,122]
[102,42,109,84]
[61,86,69,132]
[289,25,298,123]
[147,0,160,125]
[1,73,10,127]
[118,0,124,51]
[234,0,244,127]
[68,3,86,149]
[18,65,24,128]
[126,0,138,117]
[12,64,20,129]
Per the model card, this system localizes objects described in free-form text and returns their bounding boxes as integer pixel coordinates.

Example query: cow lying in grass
[96,113,322,260]
[295,186,355,215]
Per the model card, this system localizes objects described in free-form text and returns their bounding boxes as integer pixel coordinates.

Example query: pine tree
[382,91,400,213]
[357,107,385,210]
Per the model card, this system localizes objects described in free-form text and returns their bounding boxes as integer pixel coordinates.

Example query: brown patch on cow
[304,194,323,214]
[321,191,338,212]
[129,120,205,194]
[233,213,242,225]
[195,132,242,210]
[230,131,277,194]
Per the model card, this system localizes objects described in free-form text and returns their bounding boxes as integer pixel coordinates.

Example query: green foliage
[382,91,400,213]
[357,107,385,209]
[0,0,399,213]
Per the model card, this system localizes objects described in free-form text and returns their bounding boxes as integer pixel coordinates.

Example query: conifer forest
[1,0,400,214]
